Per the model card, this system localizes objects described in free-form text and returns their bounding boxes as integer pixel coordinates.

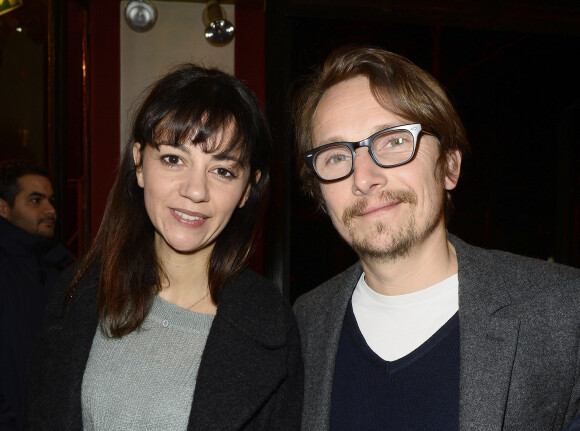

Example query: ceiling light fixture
[202,0,234,46]
[124,0,158,33]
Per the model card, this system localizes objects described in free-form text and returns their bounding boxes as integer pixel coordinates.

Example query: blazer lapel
[452,236,520,431]
[294,262,363,431]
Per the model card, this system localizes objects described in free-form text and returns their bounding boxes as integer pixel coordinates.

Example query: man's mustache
[342,190,417,225]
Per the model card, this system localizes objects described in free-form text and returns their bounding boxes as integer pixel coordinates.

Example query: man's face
[311,76,460,262]
[4,174,57,238]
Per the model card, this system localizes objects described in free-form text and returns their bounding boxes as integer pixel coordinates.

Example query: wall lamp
[124,0,158,32]
[123,0,234,47]
[202,0,234,46]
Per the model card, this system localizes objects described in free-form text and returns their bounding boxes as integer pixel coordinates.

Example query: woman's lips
[171,208,208,225]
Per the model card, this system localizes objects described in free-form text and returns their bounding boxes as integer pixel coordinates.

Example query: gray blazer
[294,234,580,431]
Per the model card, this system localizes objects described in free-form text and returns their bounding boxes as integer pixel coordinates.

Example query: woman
[24,64,303,430]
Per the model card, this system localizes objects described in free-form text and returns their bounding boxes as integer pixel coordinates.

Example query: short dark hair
[293,45,470,221]
[0,159,51,207]
[70,63,271,337]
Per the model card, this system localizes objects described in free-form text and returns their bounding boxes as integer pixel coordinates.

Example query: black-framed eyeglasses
[302,123,424,182]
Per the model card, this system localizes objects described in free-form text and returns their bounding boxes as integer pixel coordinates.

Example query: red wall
[88,0,120,237]
[235,4,266,273]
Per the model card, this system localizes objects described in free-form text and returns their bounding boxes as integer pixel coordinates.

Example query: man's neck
[0,215,48,253]
[360,228,458,296]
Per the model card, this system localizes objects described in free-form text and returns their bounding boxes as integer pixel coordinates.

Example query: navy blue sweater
[330,301,459,430]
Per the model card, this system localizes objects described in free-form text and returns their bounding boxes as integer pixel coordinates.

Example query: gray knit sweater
[81,295,214,430]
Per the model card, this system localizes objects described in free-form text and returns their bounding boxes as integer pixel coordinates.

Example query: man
[293,46,580,430]
[0,160,73,430]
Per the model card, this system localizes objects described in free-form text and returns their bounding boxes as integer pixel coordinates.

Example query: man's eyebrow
[26,192,48,199]
[317,123,401,146]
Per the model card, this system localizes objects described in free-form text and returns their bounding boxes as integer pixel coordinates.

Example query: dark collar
[0,215,52,256]
[216,269,290,348]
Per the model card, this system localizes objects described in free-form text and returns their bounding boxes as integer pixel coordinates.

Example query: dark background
[261,1,580,302]
[2,0,579,302]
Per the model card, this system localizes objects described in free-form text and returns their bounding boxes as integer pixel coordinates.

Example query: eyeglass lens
[313,129,415,181]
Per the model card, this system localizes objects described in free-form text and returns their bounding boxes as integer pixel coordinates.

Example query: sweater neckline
[147,295,215,334]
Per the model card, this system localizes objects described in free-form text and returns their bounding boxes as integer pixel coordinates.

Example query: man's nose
[45,201,56,216]
[351,149,387,195]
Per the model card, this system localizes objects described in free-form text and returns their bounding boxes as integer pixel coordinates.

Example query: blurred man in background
[0,159,73,430]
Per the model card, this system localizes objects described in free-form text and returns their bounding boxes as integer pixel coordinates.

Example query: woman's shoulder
[217,268,296,348]
[222,268,287,305]
[46,261,99,317]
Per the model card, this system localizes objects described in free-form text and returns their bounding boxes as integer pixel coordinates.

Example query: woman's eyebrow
[156,142,197,157]
[212,152,243,164]
[158,141,243,164]
[171,142,191,154]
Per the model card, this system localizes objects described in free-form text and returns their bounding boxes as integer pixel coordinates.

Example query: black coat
[0,216,73,430]
[24,266,303,430]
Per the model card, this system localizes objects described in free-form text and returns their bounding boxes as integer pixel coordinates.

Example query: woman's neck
[155,240,216,314]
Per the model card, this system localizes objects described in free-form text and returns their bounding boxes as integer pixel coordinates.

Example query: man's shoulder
[451,234,580,309]
[452,234,580,281]
[42,242,75,269]
[293,261,362,315]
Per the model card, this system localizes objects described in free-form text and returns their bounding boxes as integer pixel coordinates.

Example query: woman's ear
[238,170,261,208]
[133,143,144,188]
[444,150,462,191]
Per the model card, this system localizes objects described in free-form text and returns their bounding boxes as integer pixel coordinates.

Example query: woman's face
[133,130,254,258]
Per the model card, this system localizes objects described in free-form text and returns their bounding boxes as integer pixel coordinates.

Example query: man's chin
[352,238,414,262]
[36,228,55,238]
[346,223,419,262]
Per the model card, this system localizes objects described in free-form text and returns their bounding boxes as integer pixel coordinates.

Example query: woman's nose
[180,170,209,202]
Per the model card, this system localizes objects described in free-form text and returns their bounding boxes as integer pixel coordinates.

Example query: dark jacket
[563,416,580,431]
[0,216,73,430]
[24,266,303,430]
[294,234,580,431]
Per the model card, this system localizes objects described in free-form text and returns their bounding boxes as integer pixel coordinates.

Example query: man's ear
[0,198,11,220]
[133,143,144,188]
[444,150,462,191]
[238,170,261,208]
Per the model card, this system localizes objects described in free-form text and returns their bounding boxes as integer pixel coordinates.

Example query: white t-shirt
[352,272,458,362]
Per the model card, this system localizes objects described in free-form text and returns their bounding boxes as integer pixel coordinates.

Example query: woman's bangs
[195,109,252,164]
[148,99,253,167]
[151,108,204,148]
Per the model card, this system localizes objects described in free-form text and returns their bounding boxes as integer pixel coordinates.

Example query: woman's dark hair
[69,64,271,337]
